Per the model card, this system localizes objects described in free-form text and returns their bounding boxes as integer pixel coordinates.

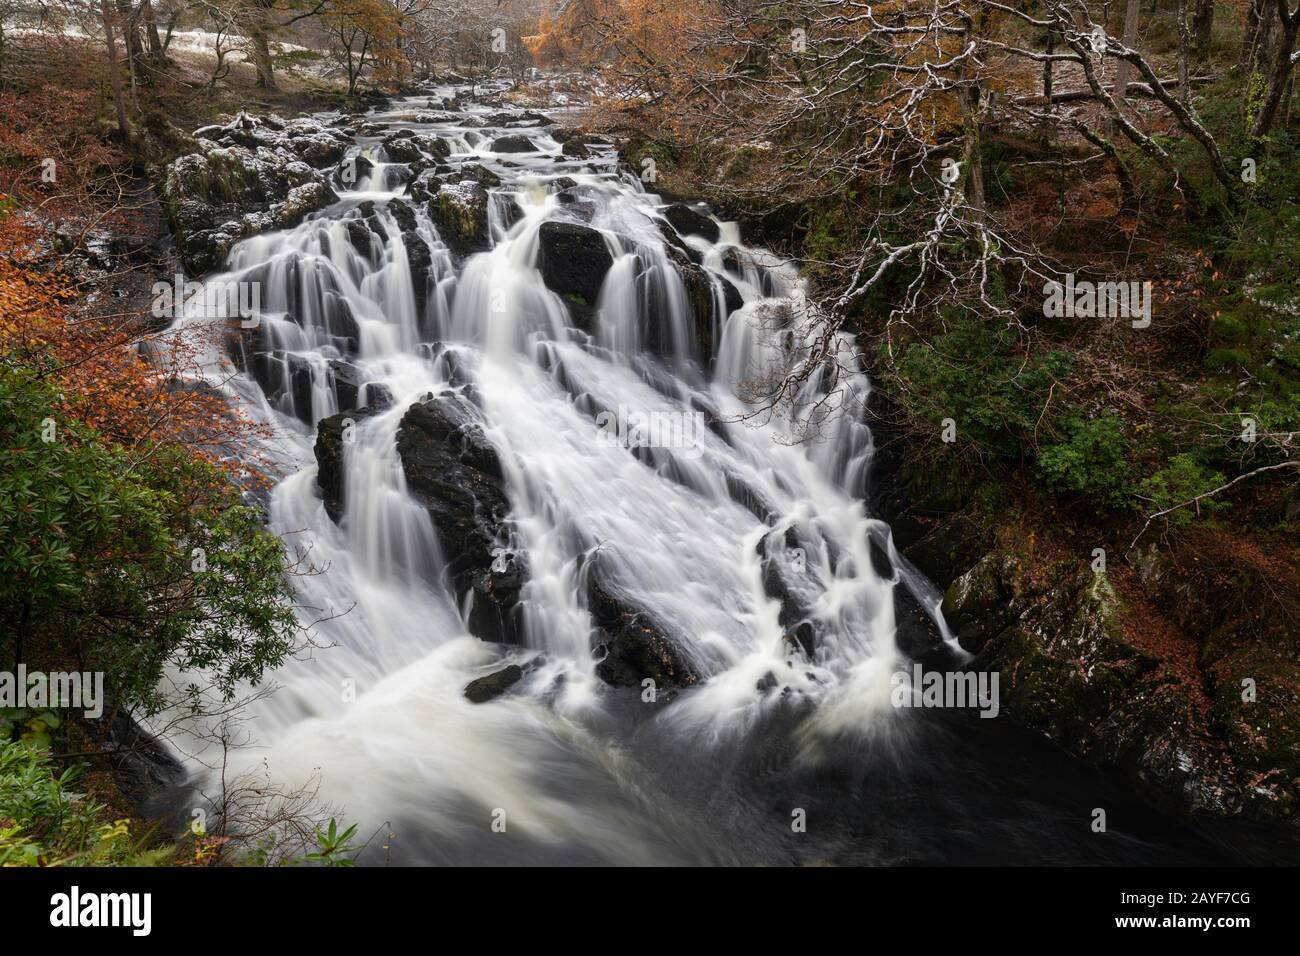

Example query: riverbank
[561,57,1300,825]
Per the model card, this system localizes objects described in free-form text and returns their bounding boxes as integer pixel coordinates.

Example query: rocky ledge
[160,112,351,274]
[934,534,1300,823]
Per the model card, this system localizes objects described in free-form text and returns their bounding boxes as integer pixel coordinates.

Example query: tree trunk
[1250,8,1298,137]
[1113,0,1142,99]
[1241,0,1270,74]
[1041,31,1055,140]
[13,598,30,673]
[161,9,180,53]
[142,0,164,60]
[960,23,987,223]
[116,0,144,67]
[248,0,279,91]
[100,0,130,142]
[1176,0,1192,105]
[1192,0,1215,55]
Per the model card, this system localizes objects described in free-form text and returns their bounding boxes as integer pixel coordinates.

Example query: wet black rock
[664,202,720,243]
[535,220,613,325]
[757,530,817,657]
[456,162,502,188]
[402,227,434,321]
[429,181,490,257]
[328,359,365,411]
[588,574,699,689]
[561,139,591,158]
[386,196,418,232]
[234,348,316,425]
[362,381,394,410]
[314,407,380,523]
[491,134,538,153]
[344,217,377,259]
[418,135,452,160]
[393,391,526,644]
[653,242,717,360]
[464,664,525,703]
[655,218,701,264]
[335,153,374,189]
[356,200,390,242]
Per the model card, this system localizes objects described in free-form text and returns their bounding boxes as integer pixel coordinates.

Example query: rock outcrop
[429,181,490,257]
[588,572,699,690]
[663,202,720,243]
[161,113,349,273]
[535,220,613,323]
[941,544,1300,821]
[394,391,526,644]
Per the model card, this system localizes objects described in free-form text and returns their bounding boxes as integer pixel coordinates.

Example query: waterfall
[159,83,964,865]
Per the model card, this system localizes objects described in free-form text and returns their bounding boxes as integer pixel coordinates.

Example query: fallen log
[1013,75,1214,106]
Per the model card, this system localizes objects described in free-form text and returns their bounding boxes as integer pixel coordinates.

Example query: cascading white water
[161,83,964,864]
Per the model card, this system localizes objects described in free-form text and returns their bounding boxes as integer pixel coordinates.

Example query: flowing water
[161,85,1291,866]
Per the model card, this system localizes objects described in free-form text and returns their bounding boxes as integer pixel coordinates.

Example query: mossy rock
[431,181,490,257]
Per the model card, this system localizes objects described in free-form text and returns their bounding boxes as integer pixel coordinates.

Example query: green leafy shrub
[893,318,1073,460]
[1036,414,1131,508]
[1140,454,1229,524]
[0,739,173,866]
[0,365,303,714]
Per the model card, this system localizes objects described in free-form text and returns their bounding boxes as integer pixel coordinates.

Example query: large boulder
[314,407,379,523]
[416,135,452,161]
[393,391,526,644]
[379,131,424,163]
[491,134,538,153]
[454,162,501,189]
[273,181,337,229]
[536,220,613,323]
[430,181,490,257]
[386,196,418,232]
[344,216,378,259]
[561,139,591,159]
[193,112,353,169]
[588,574,699,690]
[282,121,352,168]
[378,132,449,172]
[161,143,338,274]
[464,664,524,703]
[663,203,720,243]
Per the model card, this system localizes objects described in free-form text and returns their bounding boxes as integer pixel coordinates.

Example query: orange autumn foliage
[0,214,271,483]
